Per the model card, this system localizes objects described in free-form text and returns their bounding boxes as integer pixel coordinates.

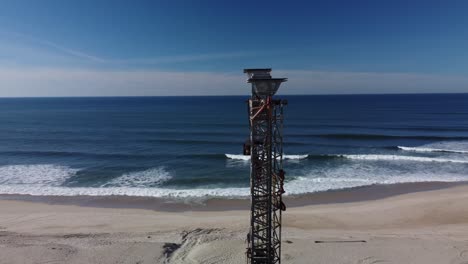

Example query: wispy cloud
[0,67,467,97]
[1,32,467,97]
[1,31,255,66]
[6,31,106,62]
[33,38,107,63]
[108,51,256,65]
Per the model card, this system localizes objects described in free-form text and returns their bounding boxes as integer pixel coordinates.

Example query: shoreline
[1,180,466,211]
[2,181,468,263]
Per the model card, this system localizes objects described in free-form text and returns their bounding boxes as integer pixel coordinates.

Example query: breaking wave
[0,171,466,198]
[1,151,467,198]
[398,146,468,154]
[225,154,309,161]
[340,154,468,164]
[225,153,468,164]
[296,133,468,140]
[397,141,468,154]
[0,164,79,186]
[102,167,172,188]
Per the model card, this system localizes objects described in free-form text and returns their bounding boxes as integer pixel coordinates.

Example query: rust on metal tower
[244,68,288,264]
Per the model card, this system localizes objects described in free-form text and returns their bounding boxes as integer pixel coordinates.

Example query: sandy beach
[2,0,467,263]
[1,184,468,263]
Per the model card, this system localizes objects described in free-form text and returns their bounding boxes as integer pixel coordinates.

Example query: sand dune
[2,185,468,263]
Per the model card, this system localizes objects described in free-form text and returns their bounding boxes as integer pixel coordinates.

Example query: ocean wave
[225,154,309,161]
[0,150,156,159]
[227,153,468,163]
[397,146,468,154]
[102,167,172,188]
[0,164,78,186]
[144,138,242,145]
[225,154,250,161]
[285,174,468,195]
[0,185,250,198]
[0,151,242,161]
[341,154,468,164]
[0,172,467,198]
[0,151,311,163]
[1,155,467,198]
[295,133,468,140]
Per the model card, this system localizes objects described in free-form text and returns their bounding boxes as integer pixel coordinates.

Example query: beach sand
[2,184,468,263]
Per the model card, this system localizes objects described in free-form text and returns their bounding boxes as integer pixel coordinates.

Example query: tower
[244,68,287,264]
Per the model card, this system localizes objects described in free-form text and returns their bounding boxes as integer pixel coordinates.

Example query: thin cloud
[109,51,256,65]
[35,39,106,63]
[2,31,256,66]
[6,31,106,62]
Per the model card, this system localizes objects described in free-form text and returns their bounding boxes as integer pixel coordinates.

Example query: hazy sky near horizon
[1,0,468,96]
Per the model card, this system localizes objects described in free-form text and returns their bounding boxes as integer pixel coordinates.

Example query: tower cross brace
[244,68,287,264]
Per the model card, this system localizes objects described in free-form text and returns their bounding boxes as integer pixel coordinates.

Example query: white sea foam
[0,185,250,198]
[225,154,308,161]
[285,174,468,195]
[284,154,309,160]
[0,159,467,198]
[0,171,466,198]
[398,146,468,154]
[0,164,78,186]
[225,154,250,161]
[341,154,468,164]
[103,167,172,187]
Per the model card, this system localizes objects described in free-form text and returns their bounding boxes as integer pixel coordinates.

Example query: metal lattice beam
[244,68,287,264]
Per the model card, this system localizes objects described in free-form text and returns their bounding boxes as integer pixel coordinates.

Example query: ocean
[0,94,467,199]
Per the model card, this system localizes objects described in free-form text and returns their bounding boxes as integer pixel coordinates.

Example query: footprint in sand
[450,249,468,264]
[357,256,387,264]
[460,249,468,258]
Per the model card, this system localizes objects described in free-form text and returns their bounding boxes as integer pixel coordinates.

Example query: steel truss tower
[244,69,287,264]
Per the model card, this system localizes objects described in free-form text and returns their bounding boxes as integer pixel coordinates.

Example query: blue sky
[1,0,468,96]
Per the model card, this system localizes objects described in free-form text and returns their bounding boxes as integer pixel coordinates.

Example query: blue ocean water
[0,94,467,198]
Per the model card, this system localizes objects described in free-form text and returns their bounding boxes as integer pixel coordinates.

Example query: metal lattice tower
[244,68,287,264]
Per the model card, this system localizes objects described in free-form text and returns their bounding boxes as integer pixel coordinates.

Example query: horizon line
[1,92,468,99]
